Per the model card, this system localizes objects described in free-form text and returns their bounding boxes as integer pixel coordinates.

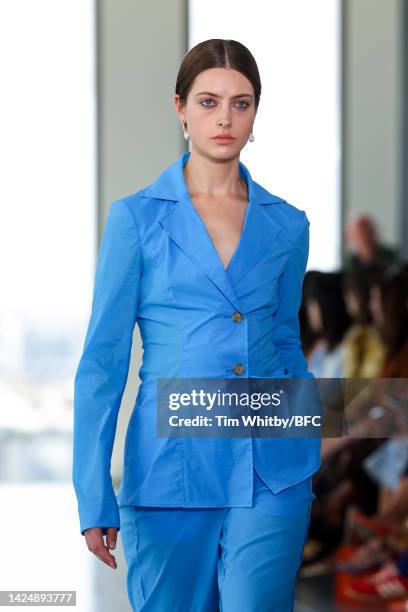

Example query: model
[73,38,322,611]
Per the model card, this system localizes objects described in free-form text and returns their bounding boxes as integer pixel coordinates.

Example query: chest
[138,197,292,318]
[190,194,248,271]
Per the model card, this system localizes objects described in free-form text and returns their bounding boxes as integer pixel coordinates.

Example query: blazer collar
[140,151,285,311]
[140,150,286,206]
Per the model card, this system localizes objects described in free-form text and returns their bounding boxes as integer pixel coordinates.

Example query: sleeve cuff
[77,500,121,536]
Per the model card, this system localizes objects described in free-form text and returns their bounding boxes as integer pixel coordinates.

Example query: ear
[173,94,186,123]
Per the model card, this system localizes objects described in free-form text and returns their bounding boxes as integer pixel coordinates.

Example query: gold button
[232,363,245,375]
[232,311,244,323]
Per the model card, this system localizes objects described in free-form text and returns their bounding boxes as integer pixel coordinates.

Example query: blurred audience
[298,251,408,606]
[343,213,399,271]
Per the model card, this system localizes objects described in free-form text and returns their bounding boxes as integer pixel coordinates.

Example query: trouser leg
[119,504,225,612]
[119,470,314,612]
[218,475,313,612]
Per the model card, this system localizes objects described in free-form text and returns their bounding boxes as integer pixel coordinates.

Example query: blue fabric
[72,150,322,536]
[119,467,315,611]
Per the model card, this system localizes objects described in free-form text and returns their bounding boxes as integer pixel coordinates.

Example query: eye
[199,99,250,109]
[200,99,215,108]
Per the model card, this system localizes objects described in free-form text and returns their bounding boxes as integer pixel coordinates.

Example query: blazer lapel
[225,198,282,289]
[142,151,286,311]
[159,195,242,310]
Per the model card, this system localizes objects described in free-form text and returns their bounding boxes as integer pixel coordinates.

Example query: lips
[213,135,234,141]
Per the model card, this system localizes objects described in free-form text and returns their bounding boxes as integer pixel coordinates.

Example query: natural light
[189,0,341,271]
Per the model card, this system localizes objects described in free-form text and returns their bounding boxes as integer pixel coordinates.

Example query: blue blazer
[72,151,322,535]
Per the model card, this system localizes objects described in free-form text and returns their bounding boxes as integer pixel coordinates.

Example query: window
[189,0,341,270]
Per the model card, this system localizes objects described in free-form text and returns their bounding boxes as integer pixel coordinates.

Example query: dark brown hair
[374,264,408,357]
[342,264,385,325]
[175,39,262,110]
[304,271,352,351]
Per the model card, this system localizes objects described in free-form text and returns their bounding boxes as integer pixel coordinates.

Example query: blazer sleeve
[72,198,142,536]
[273,213,314,379]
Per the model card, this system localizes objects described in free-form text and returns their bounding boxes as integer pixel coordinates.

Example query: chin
[210,143,242,155]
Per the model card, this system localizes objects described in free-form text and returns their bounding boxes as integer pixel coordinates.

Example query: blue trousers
[119,468,315,611]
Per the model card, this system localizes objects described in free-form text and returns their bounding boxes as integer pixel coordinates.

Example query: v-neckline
[184,179,252,274]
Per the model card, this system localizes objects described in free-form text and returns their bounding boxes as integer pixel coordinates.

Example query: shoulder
[276,200,310,238]
[117,185,156,213]
[108,185,170,229]
[255,179,310,244]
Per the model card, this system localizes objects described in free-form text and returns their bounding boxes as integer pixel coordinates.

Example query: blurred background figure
[369,264,408,379]
[342,266,386,379]
[303,271,351,379]
[343,213,400,272]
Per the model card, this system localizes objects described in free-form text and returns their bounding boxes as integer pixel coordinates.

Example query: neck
[183,149,247,200]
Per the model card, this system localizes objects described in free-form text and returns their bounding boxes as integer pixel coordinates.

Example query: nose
[217,103,232,126]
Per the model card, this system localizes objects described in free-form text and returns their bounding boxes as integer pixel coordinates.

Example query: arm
[273,213,314,378]
[72,199,142,536]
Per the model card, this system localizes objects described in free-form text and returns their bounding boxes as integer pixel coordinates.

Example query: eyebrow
[194,91,253,99]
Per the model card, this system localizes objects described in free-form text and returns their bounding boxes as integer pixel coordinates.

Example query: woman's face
[306,298,323,333]
[174,67,257,159]
[343,288,360,318]
[369,285,384,328]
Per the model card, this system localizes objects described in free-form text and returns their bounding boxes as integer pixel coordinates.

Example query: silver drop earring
[249,130,255,143]
[182,121,189,140]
